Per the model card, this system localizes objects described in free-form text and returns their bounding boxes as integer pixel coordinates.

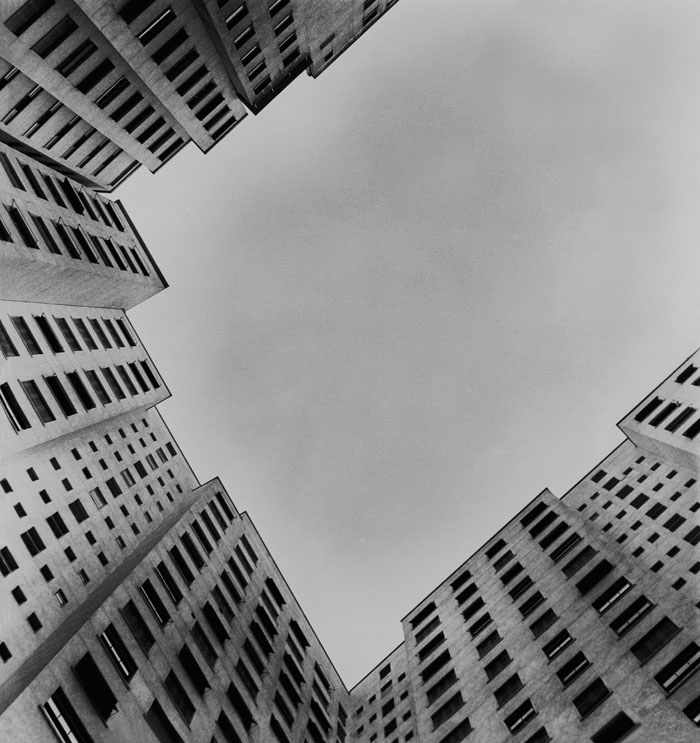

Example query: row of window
[633,396,700,439]
[0,312,135,358]
[0,359,160,432]
[0,200,150,276]
[0,150,125,228]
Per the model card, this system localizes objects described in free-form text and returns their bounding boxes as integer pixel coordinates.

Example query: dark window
[609,596,654,636]
[469,613,492,638]
[630,617,680,664]
[550,532,582,562]
[573,678,610,717]
[46,511,69,538]
[44,375,76,416]
[144,699,185,743]
[484,650,512,681]
[155,561,183,605]
[633,396,663,422]
[73,652,118,720]
[504,699,536,734]
[421,650,451,683]
[654,643,700,694]
[431,692,465,729]
[0,546,19,576]
[519,592,545,617]
[500,562,524,585]
[683,693,700,727]
[476,630,502,658]
[575,559,614,595]
[41,687,95,743]
[591,712,637,743]
[539,521,569,549]
[485,538,506,559]
[562,545,596,577]
[169,546,194,586]
[426,669,458,705]
[0,382,31,431]
[164,670,195,724]
[529,511,556,537]
[462,597,485,621]
[509,576,534,600]
[556,651,590,687]
[191,622,217,668]
[418,632,445,661]
[178,644,209,696]
[12,316,41,354]
[494,673,523,706]
[520,502,547,526]
[592,578,632,614]
[140,579,170,626]
[416,615,441,644]
[530,609,557,638]
[450,569,472,591]
[21,526,45,556]
[542,629,573,661]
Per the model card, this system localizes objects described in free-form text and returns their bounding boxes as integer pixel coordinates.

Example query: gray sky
[119,0,700,686]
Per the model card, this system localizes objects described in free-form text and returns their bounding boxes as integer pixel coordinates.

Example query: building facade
[1,3,699,743]
[0,0,400,191]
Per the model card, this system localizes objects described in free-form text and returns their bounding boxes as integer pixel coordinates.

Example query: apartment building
[1,2,698,742]
[0,0,401,190]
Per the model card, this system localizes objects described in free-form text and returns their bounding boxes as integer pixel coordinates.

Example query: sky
[118,0,700,686]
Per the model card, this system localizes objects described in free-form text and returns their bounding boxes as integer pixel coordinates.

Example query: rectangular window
[0,382,31,431]
[0,546,18,576]
[140,579,170,626]
[66,371,95,410]
[41,687,95,743]
[509,576,534,601]
[21,526,46,556]
[542,629,573,660]
[519,592,545,618]
[121,600,155,654]
[484,650,512,681]
[72,318,97,349]
[550,532,582,562]
[21,379,56,423]
[178,644,209,695]
[181,532,205,569]
[34,316,63,352]
[421,649,451,684]
[155,560,183,605]
[562,545,596,578]
[46,511,69,538]
[591,713,637,743]
[164,670,195,725]
[169,545,195,586]
[634,396,663,422]
[54,318,80,351]
[0,320,19,358]
[575,559,614,595]
[476,630,502,658]
[556,651,591,687]
[100,367,125,400]
[99,624,138,681]
[11,316,42,354]
[630,617,680,664]
[115,365,138,395]
[494,673,523,706]
[68,498,88,523]
[85,370,111,405]
[191,621,218,668]
[144,700,185,743]
[539,521,569,549]
[89,318,111,348]
[573,680,611,721]
[469,613,493,638]
[44,375,76,417]
[504,699,536,734]
[129,361,150,392]
[431,692,465,729]
[529,609,557,638]
[592,578,632,614]
[57,40,97,78]
[609,596,654,636]
[31,215,61,253]
[427,669,458,705]
[462,597,485,621]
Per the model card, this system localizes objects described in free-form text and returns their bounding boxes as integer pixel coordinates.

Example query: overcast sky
[118,0,700,686]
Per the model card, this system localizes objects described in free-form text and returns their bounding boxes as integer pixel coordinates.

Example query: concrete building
[0,0,402,190]
[1,3,699,742]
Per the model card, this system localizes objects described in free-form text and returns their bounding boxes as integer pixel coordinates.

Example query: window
[541,629,573,660]
[11,317,41,354]
[630,617,680,664]
[140,579,170,626]
[144,699,186,743]
[191,622,217,668]
[73,652,118,720]
[562,545,596,577]
[420,650,451,683]
[164,670,196,724]
[0,320,19,358]
[462,597,485,621]
[121,600,155,654]
[573,678,610,717]
[684,525,700,545]
[469,613,492,638]
[549,532,582,562]
[44,375,76,417]
[34,316,63,353]
[427,669,458,705]
[0,545,19,576]
[431,692,465,729]
[155,561,183,605]
[494,673,523,706]
[504,699,536,734]
[518,592,545,618]
[589,712,637,743]
[683,693,700,726]
[509,576,534,600]
[655,643,700,694]
[85,370,111,405]
[484,650,512,681]
[69,499,88,523]
[609,596,654,636]
[179,644,209,695]
[592,578,632,614]
[46,511,69,538]
[21,526,45,556]
[529,609,557,638]
[575,559,614,595]
[556,651,590,687]
[41,687,95,743]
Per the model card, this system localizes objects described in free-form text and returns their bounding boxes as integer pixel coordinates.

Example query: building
[1,2,700,742]
[349,352,700,743]
[0,0,400,191]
